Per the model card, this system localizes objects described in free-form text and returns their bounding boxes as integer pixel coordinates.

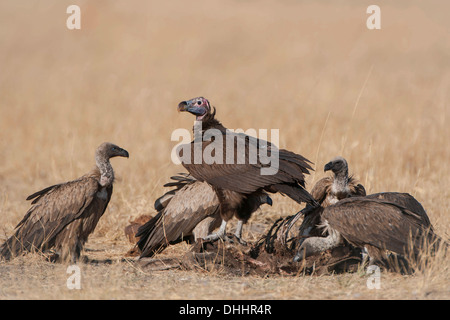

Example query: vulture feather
[365,192,431,229]
[136,173,272,258]
[0,142,129,262]
[177,97,317,243]
[294,192,444,265]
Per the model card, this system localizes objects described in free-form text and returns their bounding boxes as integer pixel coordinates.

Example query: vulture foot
[228,234,248,246]
[202,232,233,243]
[202,232,225,242]
[202,219,228,242]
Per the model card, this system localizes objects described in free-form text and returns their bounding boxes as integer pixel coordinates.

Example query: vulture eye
[197,101,202,105]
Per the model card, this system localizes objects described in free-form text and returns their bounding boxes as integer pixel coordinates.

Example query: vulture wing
[153,173,196,212]
[1,176,100,260]
[180,133,315,205]
[323,198,435,256]
[137,178,220,258]
[310,177,333,204]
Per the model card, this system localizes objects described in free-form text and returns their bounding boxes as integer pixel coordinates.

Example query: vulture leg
[293,229,342,262]
[202,219,249,245]
[202,219,248,244]
[192,216,222,242]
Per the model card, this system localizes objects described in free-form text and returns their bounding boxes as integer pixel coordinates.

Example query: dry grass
[0,0,449,299]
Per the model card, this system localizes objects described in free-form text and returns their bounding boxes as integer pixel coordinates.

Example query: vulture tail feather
[136,212,165,258]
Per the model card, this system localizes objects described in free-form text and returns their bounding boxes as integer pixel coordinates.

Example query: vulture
[0,142,129,262]
[177,96,318,243]
[289,156,366,239]
[291,156,366,240]
[136,173,272,258]
[294,192,444,265]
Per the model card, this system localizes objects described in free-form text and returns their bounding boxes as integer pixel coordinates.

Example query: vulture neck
[331,168,349,197]
[193,113,226,140]
[95,155,114,187]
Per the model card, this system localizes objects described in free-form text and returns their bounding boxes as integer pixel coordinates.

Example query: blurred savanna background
[0,0,448,299]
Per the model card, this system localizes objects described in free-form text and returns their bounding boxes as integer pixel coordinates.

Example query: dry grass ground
[0,0,449,300]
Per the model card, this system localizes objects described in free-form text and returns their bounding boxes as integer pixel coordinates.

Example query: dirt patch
[136,234,362,276]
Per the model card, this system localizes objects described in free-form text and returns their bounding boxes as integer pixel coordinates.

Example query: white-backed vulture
[177,97,318,243]
[312,156,366,207]
[136,173,272,258]
[294,192,444,265]
[0,142,129,262]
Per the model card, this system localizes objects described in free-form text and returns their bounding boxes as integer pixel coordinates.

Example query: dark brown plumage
[365,192,431,229]
[294,192,444,265]
[177,97,317,242]
[0,142,129,262]
[136,174,272,258]
[136,174,220,257]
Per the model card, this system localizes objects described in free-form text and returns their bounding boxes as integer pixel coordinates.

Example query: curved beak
[324,161,333,172]
[293,252,302,262]
[177,99,206,117]
[178,101,188,112]
[265,195,273,206]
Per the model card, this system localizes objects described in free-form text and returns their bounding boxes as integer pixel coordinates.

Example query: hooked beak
[177,99,207,117]
[293,239,306,262]
[324,161,333,172]
[120,148,130,158]
[266,195,273,206]
[293,252,302,262]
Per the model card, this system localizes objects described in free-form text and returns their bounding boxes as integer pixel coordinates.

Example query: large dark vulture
[0,142,129,262]
[136,173,272,257]
[177,97,318,243]
[294,192,443,264]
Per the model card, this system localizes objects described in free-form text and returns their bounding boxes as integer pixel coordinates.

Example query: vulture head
[178,97,213,121]
[96,142,130,160]
[324,156,348,175]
